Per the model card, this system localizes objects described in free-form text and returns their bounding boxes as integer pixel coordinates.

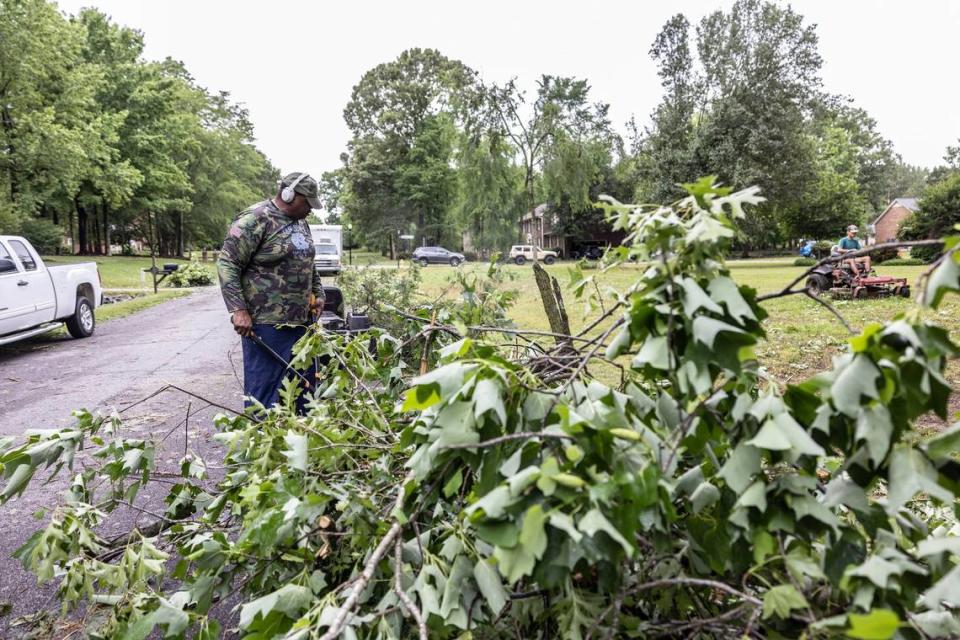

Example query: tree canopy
[0,0,277,256]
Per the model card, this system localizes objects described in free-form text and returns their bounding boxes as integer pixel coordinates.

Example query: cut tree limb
[532,262,572,344]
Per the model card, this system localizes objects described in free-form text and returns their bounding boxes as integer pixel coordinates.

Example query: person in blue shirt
[837,225,871,276]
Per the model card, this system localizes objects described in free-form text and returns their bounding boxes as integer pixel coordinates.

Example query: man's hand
[309,295,324,320]
[231,309,253,337]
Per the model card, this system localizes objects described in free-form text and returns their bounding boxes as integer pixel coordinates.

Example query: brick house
[871,197,919,244]
[520,203,626,256]
[520,204,564,251]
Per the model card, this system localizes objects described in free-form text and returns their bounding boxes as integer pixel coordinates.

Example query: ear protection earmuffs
[280,172,311,204]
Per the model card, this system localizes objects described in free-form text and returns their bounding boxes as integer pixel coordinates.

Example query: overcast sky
[56,0,960,182]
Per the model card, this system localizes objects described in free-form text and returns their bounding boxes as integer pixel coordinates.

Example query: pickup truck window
[8,239,37,271]
[0,243,16,274]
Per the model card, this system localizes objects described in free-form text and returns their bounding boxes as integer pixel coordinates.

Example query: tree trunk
[92,203,102,254]
[388,233,396,261]
[75,198,88,254]
[177,211,184,257]
[532,262,571,342]
[104,203,111,256]
[67,207,75,254]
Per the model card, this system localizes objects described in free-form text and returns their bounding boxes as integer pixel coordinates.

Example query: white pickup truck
[0,235,102,346]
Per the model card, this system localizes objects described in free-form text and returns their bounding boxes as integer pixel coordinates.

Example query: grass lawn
[355,260,959,408]
[41,254,198,289]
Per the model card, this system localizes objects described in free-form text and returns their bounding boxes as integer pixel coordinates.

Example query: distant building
[521,204,564,251]
[871,197,920,244]
[520,203,628,257]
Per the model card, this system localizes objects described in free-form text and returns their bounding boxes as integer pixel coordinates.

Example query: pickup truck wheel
[449,257,461,267]
[66,296,95,338]
[514,255,526,265]
[418,258,429,267]
[543,255,556,265]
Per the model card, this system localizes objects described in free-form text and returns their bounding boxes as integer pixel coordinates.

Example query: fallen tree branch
[319,476,412,640]
[627,577,762,607]
[440,431,574,450]
[394,537,427,640]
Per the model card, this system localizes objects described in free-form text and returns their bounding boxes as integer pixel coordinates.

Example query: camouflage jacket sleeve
[218,213,264,313]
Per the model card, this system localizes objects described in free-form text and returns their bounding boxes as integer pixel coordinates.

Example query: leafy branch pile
[2,180,959,639]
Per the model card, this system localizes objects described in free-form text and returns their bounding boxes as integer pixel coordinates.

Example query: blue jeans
[241,323,317,414]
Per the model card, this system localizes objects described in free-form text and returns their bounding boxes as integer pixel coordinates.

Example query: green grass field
[378,260,959,403]
[42,255,195,289]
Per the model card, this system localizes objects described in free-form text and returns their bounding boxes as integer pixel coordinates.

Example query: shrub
[879,257,925,266]
[165,260,214,287]
[869,246,901,263]
[908,243,944,263]
[335,264,422,331]
[20,217,64,255]
[793,257,816,266]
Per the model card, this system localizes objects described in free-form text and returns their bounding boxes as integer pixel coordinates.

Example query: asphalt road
[0,288,243,635]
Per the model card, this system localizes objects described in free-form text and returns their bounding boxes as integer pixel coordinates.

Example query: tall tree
[635,14,702,202]
[341,48,477,255]
[484,75,616,239]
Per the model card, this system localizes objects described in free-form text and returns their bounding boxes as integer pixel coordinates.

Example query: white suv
[509,245,558,265]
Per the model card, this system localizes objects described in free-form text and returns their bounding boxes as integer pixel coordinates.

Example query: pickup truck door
[0,240,28,335]
[2,238,56,331]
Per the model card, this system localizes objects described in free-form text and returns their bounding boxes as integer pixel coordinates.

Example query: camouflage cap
[282,172,322,209]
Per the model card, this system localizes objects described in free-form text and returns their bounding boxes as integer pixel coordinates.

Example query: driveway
[0,288,244,634]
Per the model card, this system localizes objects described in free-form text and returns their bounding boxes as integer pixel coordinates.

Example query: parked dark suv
[412,246,466,267]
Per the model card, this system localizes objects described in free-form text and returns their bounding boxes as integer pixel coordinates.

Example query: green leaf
[473,558,508,615]
[707,276,757,321]
[466,486,516,519]
[692,316,747,348]
[761,584,808,620]
[282,431,308,473]
[508,466,541,496]
[632,335,669,370]
[442,469,463,498]
[548,512,583,543]
[564,445,584,462]
[519,504,548,560]
[925,421,960,460]
[847,609,901,640]
[493,543,535,585]
[679,277,723,315]
[435,401,478,447]
[239,584,311,628]
[0,463,34,501]
[886,447,954,515]
[745,420,791,451]
[719,444,761,493]
[403,384,441,411]
[474,377,507,425]
[831,355,881,416]
[690,482,720,513]
[578,509,633,555]
[921,565,960,610]
[923,251,960,308]
[737,481,767,511]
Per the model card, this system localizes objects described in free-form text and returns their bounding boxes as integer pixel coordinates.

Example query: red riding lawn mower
[805,261,910,300]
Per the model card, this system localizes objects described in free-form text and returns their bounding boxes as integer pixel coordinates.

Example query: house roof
[521,203,550,222]
[872,197,920,226]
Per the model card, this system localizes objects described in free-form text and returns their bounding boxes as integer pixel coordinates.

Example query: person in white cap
[837,224,871,277]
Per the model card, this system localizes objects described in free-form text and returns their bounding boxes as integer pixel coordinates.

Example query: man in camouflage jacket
[218,171,325,411]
